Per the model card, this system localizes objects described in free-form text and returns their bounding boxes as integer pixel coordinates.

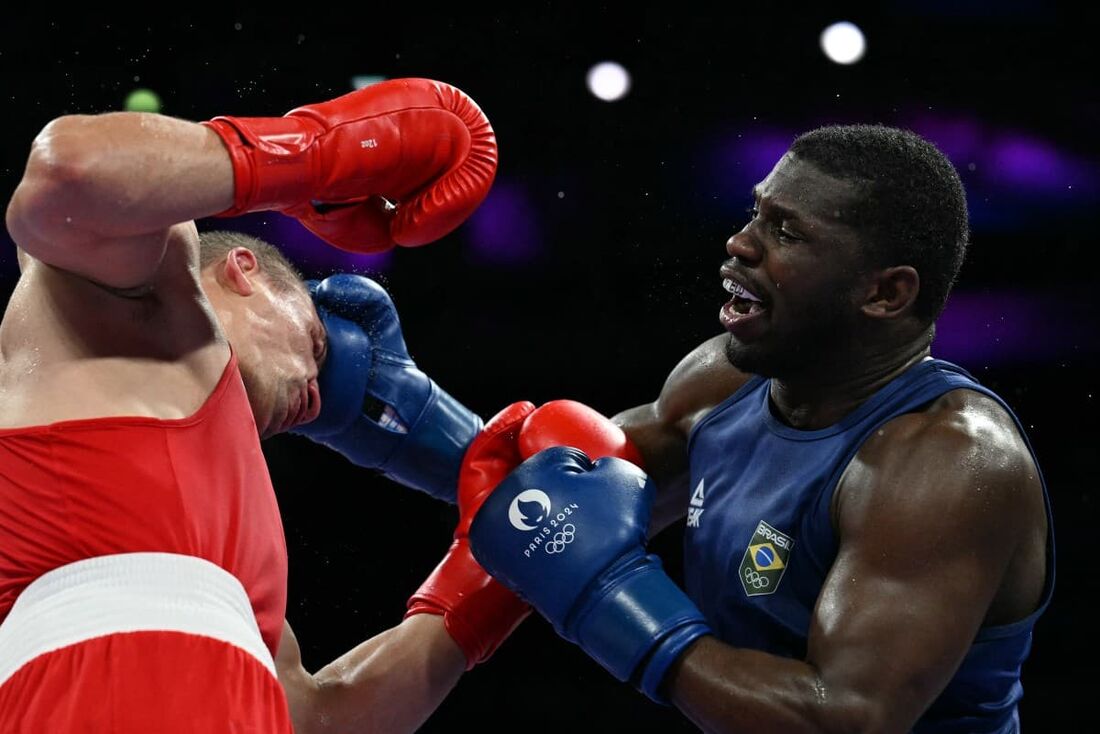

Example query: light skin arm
[270,341,740,731]
[614,335,750,536]
[5,112,233,289]
[664,400,1041,734]
[277,615,466,734]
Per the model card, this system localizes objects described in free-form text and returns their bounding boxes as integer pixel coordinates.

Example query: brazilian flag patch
[738,520,794,597]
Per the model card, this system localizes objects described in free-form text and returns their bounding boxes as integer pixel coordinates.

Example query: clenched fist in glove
[202,78,496,253]
[405,399,645,668]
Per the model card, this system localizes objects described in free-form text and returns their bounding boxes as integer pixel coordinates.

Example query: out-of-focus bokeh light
[124,88,161,112]
[351,75,387,90]
[820,22,866,65]
[586,61,632,102]
[465,181,543,265]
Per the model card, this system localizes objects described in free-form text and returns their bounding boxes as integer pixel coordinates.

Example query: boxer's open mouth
[723,277,767,315]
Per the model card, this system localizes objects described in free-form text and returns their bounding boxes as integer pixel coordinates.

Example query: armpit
[93,280,156,299]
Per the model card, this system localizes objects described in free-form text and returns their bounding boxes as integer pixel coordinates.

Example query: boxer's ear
[860,265,919,320]
[218,246,260,297]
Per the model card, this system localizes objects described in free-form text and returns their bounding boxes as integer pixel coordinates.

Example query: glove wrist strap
[406,540,531,669]
[384,383,483,503]
[570,553,711,703]
[202,116,321,216]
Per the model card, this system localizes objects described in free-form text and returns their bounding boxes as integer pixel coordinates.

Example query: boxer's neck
[767,339,932,431]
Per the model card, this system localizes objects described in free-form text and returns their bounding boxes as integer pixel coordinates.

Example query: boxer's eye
[747,206,802,243]
[777,225,802,243]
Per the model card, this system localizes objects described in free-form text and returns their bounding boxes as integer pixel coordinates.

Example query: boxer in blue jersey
[305,124,1051,732]
[464,125,1052,734]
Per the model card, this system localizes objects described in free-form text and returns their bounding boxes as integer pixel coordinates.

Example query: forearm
[15,112,233,237]
[667,637,861,734]
[296,615,466,734]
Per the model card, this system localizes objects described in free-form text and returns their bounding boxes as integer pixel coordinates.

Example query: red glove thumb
[405,401,535,668]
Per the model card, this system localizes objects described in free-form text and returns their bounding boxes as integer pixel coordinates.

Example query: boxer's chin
[724,335,777,377]
[252,397,281,440]
[265,398,292,439]
[724,334,815,380]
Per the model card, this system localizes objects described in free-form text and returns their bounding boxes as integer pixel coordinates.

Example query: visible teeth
[723,278,762,302]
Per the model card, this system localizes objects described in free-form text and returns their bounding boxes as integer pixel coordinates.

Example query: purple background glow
[932,289,1098,365]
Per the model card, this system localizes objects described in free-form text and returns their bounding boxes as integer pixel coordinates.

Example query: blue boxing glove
[293,274,482,503]
[469,447,711,702]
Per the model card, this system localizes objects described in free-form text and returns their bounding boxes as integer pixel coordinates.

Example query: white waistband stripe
[0,553,276,686]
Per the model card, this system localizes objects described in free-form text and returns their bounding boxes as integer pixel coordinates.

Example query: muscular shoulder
[614,334,751,532]
[654,334,752,437]
[834,387,1048,626]
[859,389,1034,481]
[837,388,1042,543]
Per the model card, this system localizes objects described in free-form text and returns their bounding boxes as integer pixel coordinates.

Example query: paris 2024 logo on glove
[505,489,580,558]
[508,490,552,531]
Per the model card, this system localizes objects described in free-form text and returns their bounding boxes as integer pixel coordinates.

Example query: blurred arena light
[351,75,387,90]
[465,181,543,265]
[124,88,162,112]
[586,61,632,102]
[820,22,866,65]
[932,289,1098,365]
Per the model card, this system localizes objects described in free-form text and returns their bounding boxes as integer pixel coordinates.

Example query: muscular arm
[614,335,749,536]
[664,395,1045,733]
[277,615,466,734]
[5,112,233,289]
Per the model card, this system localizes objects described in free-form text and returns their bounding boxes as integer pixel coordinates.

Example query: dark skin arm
[664,389,1045,733]
[613,335,750,537]
[611,337,1046,732]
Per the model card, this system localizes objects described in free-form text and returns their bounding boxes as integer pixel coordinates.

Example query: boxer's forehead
[752,152,862,230]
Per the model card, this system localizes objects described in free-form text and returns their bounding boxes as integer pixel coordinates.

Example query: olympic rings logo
[743,567,771,590]
[545,524,577,554]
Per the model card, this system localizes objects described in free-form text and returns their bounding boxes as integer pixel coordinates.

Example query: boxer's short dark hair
[790,125,969,323]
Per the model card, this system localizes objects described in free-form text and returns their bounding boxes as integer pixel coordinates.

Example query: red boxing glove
[406,399,643,667]
[202,78,497,253]
[406,401,535,668]
[517,399,644,467]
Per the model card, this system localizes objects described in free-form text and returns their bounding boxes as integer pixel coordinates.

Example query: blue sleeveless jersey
[683,359,1054,734]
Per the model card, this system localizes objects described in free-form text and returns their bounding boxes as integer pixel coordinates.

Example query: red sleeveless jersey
[0,353,288,655]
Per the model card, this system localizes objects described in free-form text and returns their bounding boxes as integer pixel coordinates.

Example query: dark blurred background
[2,3,1095,730]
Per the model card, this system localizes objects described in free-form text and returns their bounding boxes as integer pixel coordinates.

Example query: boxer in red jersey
[0,79,513,733]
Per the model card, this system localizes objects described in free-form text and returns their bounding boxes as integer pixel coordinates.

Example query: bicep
[806,439,1025,730]
[808,528,1004,729]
